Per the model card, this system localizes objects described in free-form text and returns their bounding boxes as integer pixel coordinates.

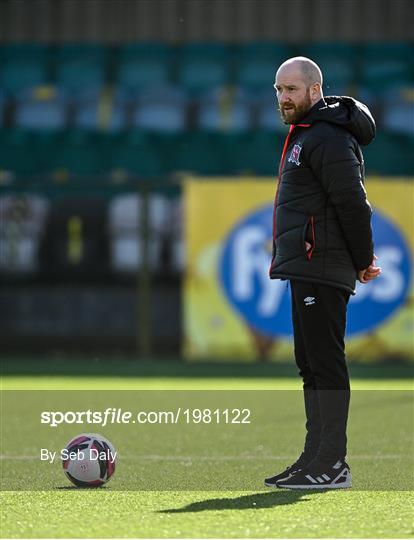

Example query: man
[264,57,381,489]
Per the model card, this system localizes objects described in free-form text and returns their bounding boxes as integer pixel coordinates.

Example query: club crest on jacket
[288,143,302,166]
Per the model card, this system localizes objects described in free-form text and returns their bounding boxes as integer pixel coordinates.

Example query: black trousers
[290,280,351,462]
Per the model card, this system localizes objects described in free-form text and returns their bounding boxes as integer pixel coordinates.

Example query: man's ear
[311,83,321,100]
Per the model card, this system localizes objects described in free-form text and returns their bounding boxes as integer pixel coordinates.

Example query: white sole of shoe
[265,472,296,488]
[277,468,352,489]
[277,479,352,490]
[277,484,351,489]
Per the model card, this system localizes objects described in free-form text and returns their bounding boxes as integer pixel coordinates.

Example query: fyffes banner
[184,179,413,361]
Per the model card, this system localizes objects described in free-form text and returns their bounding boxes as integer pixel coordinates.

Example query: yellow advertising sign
[184,178,413,362]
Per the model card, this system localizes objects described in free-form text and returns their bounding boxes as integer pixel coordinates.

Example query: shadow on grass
[56,485,109,490]
[1,357,413,379]
[158,489,326,513]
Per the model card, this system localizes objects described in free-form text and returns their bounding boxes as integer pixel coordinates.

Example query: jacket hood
[300,96,376,146]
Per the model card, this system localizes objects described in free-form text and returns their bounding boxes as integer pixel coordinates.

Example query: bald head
[277,56,323,87]
[274,56,324,124]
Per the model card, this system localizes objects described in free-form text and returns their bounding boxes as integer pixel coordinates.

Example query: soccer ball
[62,433,116,488]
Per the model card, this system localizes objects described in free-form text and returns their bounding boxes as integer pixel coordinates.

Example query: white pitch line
[117,454,406,461]
[0,454,406,461]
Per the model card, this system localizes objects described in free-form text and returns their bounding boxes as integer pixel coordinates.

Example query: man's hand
[358,254,382,283]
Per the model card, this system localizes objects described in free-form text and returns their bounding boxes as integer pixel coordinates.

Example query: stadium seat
[0,43,50,61]
[354,86,380,112]
[235,42,292,93]
[44,131,127,181]
[54,44,109,93]
[56,59,106,92]
[116,40,172,95]
[0,194,49,274]
[30,131,62,175]
[362,132,414,175]
[110,131,164,177]
[0,43,51,94]
[74,99,127,132]
[54,43,109,62]
[108,193,170,272]
[118,42,171,62]
[14,86,67,130]
[165,130,283,176]
[111,86,138,106]
[131,85,188,133]
[302,43,357,91]
[177,42,232,94]
[196,87,253,132]
[117,58,170,93]
[161,131,229,175]
[256,89,289,133]
[359,43,413,90]
[70,85,103,104]
[210,132,254,174]
[0,59,49,94]
[234,131,285,176]
[0,129,42,175]
[0,91,5,126]
[381,85,414,136]
[47,131,110,175]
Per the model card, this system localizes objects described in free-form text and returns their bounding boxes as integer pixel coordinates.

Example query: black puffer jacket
[269,96,376,294]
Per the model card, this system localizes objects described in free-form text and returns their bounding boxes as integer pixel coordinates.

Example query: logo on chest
[288,143,302,166]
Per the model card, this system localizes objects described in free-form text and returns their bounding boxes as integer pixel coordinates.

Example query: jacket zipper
[269,122,312,275]
[269,125,295,275]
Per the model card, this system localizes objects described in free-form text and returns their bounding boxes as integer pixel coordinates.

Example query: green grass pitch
[1,358,413,538]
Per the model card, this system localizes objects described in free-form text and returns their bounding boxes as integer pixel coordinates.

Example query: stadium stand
[0,91,5,126]
[131,85,188,133]
[235,42,291,92]
[176,42,232,94]
[0,129,42,175]
[256,88,287,133]
[163,131,229,175]
[382,85,414,136]
[73,93,127,132]
[14,86,67,130]
[197,87,252,132]
[117,42,171,93]
[46,130,111,176]
[0,41,412,180]
[54,44,109,93]
[0,43,50,94]
[301,42,356,94]
[109,131,165,177]
[359,42,413,90]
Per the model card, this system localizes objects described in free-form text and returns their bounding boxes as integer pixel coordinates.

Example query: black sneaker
[276,459,351,490]
[264,454,311,487]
